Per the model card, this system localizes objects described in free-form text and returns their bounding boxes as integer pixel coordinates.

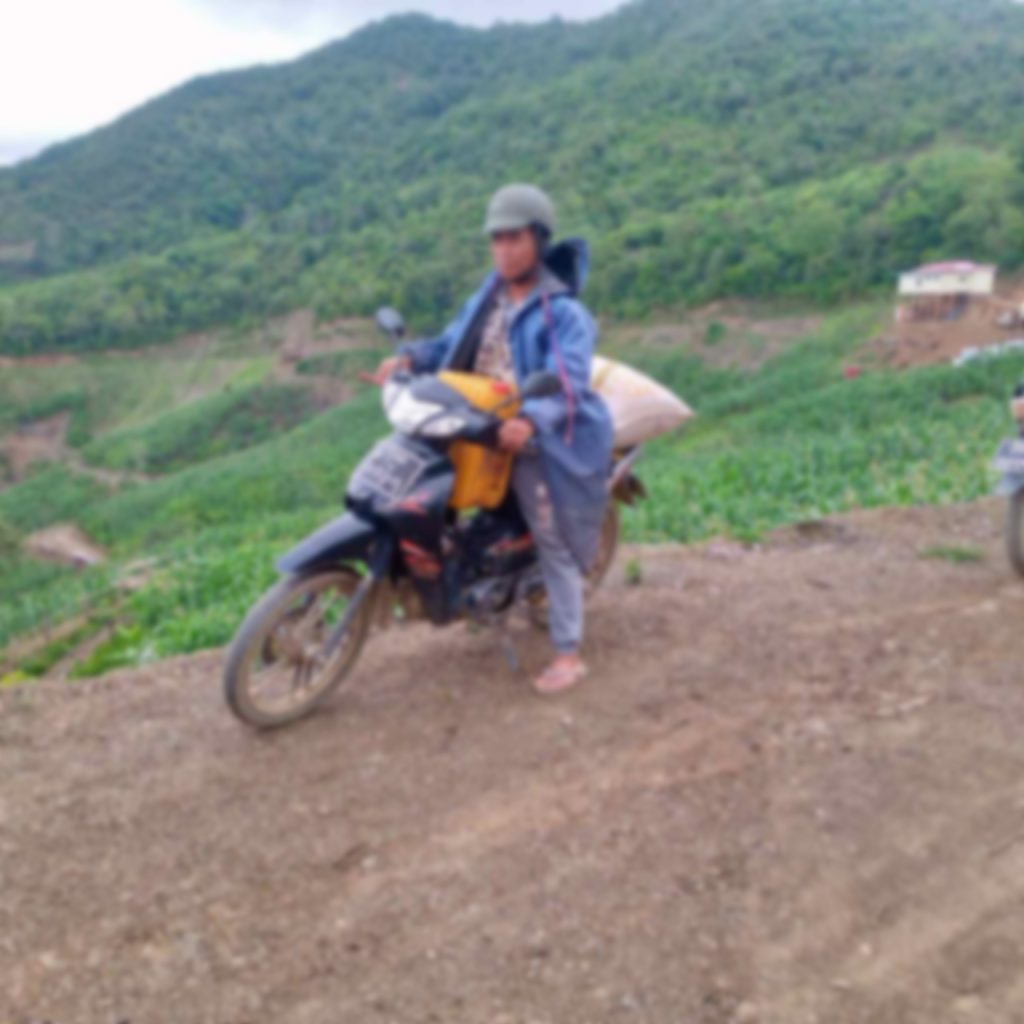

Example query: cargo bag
[591,355,695,449]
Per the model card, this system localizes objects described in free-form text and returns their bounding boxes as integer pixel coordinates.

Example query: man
[376,184,613,695]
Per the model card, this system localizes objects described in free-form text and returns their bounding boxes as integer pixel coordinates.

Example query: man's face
[490,228,539,283]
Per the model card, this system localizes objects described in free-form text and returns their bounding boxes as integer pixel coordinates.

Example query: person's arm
[520,298,596,437]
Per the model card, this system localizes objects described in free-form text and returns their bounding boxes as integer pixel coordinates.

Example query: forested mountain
[1,0,1023,353]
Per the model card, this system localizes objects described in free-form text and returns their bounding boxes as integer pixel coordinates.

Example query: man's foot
[533,654,587,696]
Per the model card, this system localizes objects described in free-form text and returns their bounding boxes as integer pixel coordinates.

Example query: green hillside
[3,305,1022,682]
[3,0,1024,682]
[1,0,1023,353]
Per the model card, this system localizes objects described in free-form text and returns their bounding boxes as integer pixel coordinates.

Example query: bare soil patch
[869,282,1024,370]
[22,523,106,568]
[1,411,71,480]
[3,499,1024,1023]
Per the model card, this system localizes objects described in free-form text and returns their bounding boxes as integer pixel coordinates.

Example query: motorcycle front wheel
[1008,490,1024,579]
[224,568,376,729]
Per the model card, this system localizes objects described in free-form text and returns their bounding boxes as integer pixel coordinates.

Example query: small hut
[896,261,997,323]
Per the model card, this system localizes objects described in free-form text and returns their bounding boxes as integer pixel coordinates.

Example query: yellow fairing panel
[438,371,520,510]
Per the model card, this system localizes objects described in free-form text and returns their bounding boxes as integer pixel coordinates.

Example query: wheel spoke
[228,570,373,726]
[292,658,315,693]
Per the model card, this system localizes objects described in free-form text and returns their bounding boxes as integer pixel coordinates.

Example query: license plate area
[349,438,430,505]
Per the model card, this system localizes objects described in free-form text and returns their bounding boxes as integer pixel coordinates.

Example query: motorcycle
[223,307,647,728]
[994,382,1024,578]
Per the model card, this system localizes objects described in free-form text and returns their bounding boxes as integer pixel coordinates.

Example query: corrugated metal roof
[909,261,996,276]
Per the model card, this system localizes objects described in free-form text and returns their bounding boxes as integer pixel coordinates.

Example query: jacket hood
[543,237,590,297]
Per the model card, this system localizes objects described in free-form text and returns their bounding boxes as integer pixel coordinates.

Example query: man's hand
[368,355,411,385]
[498,417,536,455]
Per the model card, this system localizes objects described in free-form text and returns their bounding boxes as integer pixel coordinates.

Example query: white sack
[591,355,695,449]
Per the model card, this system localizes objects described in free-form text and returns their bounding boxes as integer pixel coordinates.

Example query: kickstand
[500,628,522,674]
[499,576,544,675]
[467,607,524,674]
[492,611,523,674]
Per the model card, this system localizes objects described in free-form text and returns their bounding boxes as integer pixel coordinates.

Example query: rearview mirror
[375,307,406,341]
[520,371,562,400]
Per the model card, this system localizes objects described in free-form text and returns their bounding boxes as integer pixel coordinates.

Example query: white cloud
[191,0,623,29]
[0,0,624,164]
[1,0,335,140]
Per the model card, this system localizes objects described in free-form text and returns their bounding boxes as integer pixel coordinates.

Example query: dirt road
[4,500,1024,1024]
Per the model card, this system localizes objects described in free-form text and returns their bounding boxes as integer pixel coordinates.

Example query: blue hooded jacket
[399,239,614,572]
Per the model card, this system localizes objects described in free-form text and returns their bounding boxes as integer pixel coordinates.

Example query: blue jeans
[512,455,584,655]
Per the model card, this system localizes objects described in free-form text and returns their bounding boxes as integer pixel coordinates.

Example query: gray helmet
[483,183,556,237]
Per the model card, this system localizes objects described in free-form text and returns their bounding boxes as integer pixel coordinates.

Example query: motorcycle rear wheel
[588,500,622,592]
[1008,490,1024,579]
[224,568,375,729]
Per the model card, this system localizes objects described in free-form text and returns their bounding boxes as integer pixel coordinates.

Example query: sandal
[533,657,588,696]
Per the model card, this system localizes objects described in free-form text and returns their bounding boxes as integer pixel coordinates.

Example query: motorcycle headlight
[384,385,447,435]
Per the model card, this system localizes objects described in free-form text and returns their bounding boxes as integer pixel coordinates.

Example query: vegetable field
[2,302,1022,680]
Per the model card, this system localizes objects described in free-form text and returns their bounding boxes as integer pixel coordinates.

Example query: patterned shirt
[474,288,524,384]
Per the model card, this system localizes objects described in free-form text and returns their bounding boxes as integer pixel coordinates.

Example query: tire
[587,500,622,593]
[224,568,375,729]
[528,501,621,629]
[1009,490,1024,579]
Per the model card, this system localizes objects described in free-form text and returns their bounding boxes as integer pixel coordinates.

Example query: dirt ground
[869,285,1024,370]
[869,319,1023,370]
[1,412,73,481]
[4,499,1024,1024]
[22,523,106,568]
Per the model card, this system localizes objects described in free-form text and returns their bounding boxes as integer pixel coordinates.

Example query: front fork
[323,537,394,657]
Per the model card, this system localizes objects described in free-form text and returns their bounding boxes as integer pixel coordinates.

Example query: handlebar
[359,366,418,388]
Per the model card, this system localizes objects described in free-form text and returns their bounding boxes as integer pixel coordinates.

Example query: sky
[0,0,625,166]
